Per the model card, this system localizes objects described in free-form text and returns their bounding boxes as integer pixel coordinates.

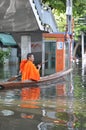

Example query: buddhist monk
[20,53,41,81]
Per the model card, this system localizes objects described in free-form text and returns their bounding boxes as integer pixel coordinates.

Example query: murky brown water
[0,61,86,130]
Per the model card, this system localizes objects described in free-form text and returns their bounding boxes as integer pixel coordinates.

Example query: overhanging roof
[0,33,16,46]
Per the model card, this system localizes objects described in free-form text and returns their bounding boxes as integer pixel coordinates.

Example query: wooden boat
[0,68,72,90]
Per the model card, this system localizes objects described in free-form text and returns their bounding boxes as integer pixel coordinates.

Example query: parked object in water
[0,68,72,90]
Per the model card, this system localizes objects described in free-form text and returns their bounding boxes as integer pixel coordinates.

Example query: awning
[0,33,16,46]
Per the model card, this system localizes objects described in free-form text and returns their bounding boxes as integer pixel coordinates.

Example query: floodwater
[0,61,86,130]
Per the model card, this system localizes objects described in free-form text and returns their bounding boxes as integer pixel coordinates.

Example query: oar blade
[7,74,21,82]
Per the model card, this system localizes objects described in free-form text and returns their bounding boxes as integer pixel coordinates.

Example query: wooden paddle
[7,73,21,82]
[7,60,48,82]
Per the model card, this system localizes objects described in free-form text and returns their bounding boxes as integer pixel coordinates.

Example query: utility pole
[66,0,72,34]
[66,0,72,67]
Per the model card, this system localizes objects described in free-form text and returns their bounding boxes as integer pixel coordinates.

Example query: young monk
[20,53,41,81]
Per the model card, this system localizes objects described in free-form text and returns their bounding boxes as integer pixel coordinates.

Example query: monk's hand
[37,64,41,70]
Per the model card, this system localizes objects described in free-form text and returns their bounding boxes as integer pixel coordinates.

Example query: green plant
[0,48,11,64]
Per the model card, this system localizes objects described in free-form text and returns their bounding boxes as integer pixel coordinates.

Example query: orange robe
[20,59,27,73]
[21,87,40,108]
[21,60,40,81]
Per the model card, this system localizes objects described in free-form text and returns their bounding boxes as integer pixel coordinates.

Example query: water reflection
[0,83,78,130]
[20,87,40,109]
[0,61,86,130]
[1,109,14,116]
[0,64,18,81]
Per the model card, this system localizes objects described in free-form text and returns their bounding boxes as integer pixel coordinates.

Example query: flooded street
[0,60,86,130]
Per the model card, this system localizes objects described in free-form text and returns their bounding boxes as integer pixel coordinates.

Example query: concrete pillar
[21,35,31,59]
[42,38,45,76]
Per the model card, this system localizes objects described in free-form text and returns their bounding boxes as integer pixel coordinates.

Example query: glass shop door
[43,41,56,75]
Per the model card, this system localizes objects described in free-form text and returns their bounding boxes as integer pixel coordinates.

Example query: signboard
[57,42,63,50]
[66,6,72,15]
[66,0,72,15]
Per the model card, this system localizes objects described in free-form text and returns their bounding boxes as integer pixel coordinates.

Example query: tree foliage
[42,0,86,36]
[0,48,11,64]
[42,0,86,15]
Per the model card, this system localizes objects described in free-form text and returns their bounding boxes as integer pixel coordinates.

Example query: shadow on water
[0,61,86,130]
